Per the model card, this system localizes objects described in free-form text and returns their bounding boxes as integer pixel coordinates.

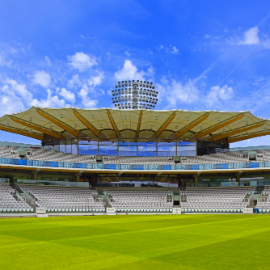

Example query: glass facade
[158,142,176,156]
[99,141,117,156]
[78,141,98,155]
[43,139,196,157]
[119,142,137,156]
[138,142,157,156]
[177,141,197,156]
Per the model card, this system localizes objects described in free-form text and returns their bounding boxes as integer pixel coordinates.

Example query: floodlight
[111,80,158,110]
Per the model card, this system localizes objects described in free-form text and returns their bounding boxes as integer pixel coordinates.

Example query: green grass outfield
[1,214,270,270]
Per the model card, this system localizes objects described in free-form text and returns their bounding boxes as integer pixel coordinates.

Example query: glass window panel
[79,140,96,145]
[99,141,117,156]
[119,142,137,156]
[60,144,66,153]
[72,145,78,155]
[60,140,66,153]
[177,141,196,156]
[65,140,72,154]
[138,142,156,157]
[158,142,176,156]
[78,141,98,155]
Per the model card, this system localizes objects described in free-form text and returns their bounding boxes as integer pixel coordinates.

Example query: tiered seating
[256,150,270,162]
[108,190,173,213]
[103,156,175,165]
[257,187,270,213]
[27,148,97,163]
[180,187,255,213]
[0,146,21,159]
[1,145,270,165]
[18,184,105,213]
[0,184,33,213]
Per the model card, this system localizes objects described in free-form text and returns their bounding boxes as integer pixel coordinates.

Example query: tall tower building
[111,80,158,109]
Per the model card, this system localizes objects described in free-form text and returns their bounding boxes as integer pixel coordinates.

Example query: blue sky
[0,0,270,147]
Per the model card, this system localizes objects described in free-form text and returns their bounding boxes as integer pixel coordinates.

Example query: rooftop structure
[0,107,269,146]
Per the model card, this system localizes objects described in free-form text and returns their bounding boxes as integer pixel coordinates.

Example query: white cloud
[239,27,260,45]
[78,87,98,108]
[59,88,75,103]
[171,46,179,54]
[67,52,97,72]
[0,78,34,115]
[156,77,200,109]
[206,84,234,106]
[67,74,81,88]
[114,60,153,81]
[45,56,51,66]
[31,89,67,107]
[0,88,25,116]
[163,80,200,107]
[88,71,104,88]
[3,78,33,102]
[115,60,145,81]
[230,26,270,49]
[32,70,51,87]
[157,44,179,54]
[0,51,12,67]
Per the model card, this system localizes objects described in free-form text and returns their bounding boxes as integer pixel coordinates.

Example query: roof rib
[176,113,209,138]
[229,131,270,143]
[73,110,99,137]
[107,110,119,137]
[156,112,176,138]
[212,122,265,141]
[196,114,244,140]
[10,117,62,139]
[136,111,143,138]
[0,125,43,140]
[36,109,79,137]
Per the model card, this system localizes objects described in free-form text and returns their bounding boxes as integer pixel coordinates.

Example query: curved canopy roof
[0,107,269,143]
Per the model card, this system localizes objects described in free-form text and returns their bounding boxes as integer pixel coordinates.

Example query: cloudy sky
[0,0,270,147]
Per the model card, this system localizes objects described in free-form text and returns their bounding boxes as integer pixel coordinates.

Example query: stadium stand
[107,190,173,213]
[3,145,270,165]
[180,187,255,213]
[18,184,105,213]
[0,183,34,213]
[257,186,270,213]
[1,182,267,216]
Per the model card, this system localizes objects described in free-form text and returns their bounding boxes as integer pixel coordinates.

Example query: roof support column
[236,171,243,186]
[33,169,41,181]
[194,172,201,185]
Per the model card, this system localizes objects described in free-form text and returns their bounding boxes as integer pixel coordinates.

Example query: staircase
[99,193,116,215]
[11,183,38,209]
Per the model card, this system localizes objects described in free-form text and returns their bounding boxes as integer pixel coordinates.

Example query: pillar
[75,173,80,182]
[236,173,241,186]
[177,175,181,189]
[91,174,98,190]
[194,175,198,184]
[33,169,40,181]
